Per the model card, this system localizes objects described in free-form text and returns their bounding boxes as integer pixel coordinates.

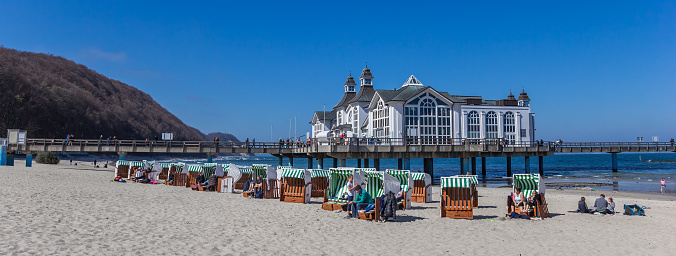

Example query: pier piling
[307,158,313,169]
[611,153,618,172]
[278,156,283,166]
[460,158,469,175]
[471,157,477,175]
[481,157,486,176]
[333,158,338,168]
[317,158,324,169]
[403,158,411,170]
[364,159,369,168]
[374,158,381,171]
[525,156,531,174]
[398,158,403,170]
[357,159,362,168]
[506,157,512,176]
[539,156,544,175]
[423,158,434,178]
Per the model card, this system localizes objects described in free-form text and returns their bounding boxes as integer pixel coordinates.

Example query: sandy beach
[1,161,675,255]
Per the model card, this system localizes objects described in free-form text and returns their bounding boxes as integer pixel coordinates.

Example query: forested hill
[0,47,237,142]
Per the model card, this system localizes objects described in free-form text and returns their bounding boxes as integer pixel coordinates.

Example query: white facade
[311,66,536,145]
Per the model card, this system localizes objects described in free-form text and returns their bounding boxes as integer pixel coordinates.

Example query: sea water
[158,152,676,194]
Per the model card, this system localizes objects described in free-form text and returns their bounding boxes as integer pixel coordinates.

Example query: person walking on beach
[661,178,666,193]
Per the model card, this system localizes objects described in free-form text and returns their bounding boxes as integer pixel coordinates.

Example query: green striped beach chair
[455,175,479,207]
[386,170,413,209]
[245,164,279,199]
[410,172,432,203]
[511,174,549,218]
[279,169,312,203]
[234,166,252,190]
[359,171,400,220]
[115,160,130,178]
[321,168,366,211]
[440,176,474,219]
[128,161,145,179]
[185,164,204,187]
[310,169,330,197]
[157,163,172,180]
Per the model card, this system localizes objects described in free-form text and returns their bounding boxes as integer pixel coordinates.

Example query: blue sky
[1,1,674,142]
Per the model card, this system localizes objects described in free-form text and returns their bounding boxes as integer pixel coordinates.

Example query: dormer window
[364,79,372,85]
[347,86,355,92]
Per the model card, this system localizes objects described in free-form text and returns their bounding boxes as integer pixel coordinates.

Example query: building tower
[344,73,356,92]
[517,90,530,106]
[360,64,373,87]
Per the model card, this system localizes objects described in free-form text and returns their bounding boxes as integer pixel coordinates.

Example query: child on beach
[661,178,666,193]
[345,175,356,218]
[577,197,589,213]
[607,198,615,214]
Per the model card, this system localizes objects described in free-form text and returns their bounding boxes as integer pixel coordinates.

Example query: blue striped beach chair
[411,172,433,203]
[387,170,413,209]
[455,175,479,207]
[279,169,312,203]
[440,176,474,219]
[321,168,366,211]
[115,160,130,178]
[510,174,549,218]
[310,169,330,197]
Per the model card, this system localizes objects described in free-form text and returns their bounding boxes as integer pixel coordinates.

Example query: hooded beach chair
[158,163,172,180]
[216,164,236,193]
[243,164,279,199]
[321,168,366,211]
[310,169,330,197]
[359,171,401,220]
[185,164,204,188]
[279,169,312,203]
[386,169,413,209]
[410,172,433,203]
[115,160,130,178]
[440,176,474,219]
[234,166,252,190]
[455,175,479,207]
[509,174,549,218]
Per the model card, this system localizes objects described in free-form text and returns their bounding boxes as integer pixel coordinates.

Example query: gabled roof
[311,110,335,124]
[402,75,423,87]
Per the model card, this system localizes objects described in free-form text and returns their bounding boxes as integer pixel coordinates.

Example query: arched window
[503,112,515,144]
[485,111,498,139]
[337,111,342,125]
[352,106,359,133]
[467,111,480,139]
[372,101,389,138]
[419,97,437,144]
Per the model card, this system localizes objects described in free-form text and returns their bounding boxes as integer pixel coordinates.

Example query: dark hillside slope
[0,47,209,140]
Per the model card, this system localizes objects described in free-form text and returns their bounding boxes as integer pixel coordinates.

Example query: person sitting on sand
[133,168,145,182]
[508,187,525,212]
[577,197,589,213]
[593,194,612,215]
[346,185,373,218]
[607,198,615,214]
[245,176,264,198]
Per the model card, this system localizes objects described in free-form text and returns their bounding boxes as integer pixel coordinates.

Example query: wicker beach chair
[115,160,130,179]
[310,169,330,197]
[386,169,413,209]
[455,175,479,207]
[411,172,433,203]
[279,169,312,203]
[243,164,279,199]
[158,163,171,180]
[508,174,549,218]
[234,166,252,190]
[358,171,400,221]
[440,176,474,219]
[321,168,366,211]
